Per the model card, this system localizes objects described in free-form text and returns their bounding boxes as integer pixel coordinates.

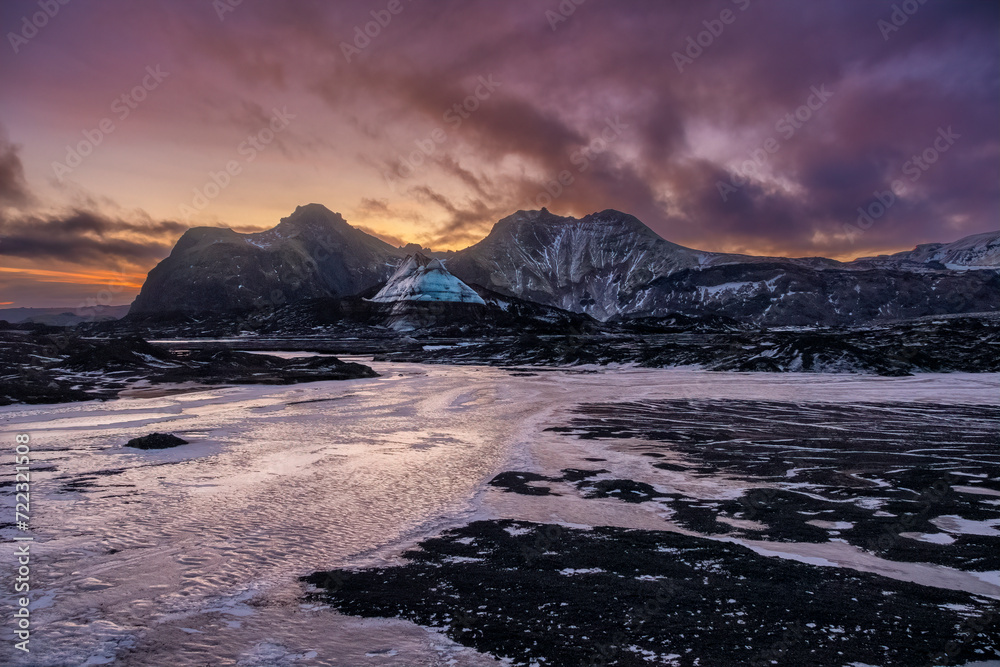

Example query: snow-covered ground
[0,364,997,665]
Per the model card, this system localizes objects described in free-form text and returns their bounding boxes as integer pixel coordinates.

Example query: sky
[0,0,997,307]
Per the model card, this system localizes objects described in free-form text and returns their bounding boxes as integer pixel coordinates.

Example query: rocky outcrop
[126,433,189,450]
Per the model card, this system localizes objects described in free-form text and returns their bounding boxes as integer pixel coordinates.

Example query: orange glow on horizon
[0,266,146,289]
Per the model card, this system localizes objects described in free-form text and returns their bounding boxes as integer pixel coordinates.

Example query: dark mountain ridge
[130,204,405,314]
[128,204,999,326]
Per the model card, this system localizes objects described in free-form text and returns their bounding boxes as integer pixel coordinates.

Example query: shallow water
[0,363,997,666]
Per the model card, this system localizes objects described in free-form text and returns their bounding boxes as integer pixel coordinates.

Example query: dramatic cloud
[0,0,997,305]
[0,209,184,266]
[293,0,997,254]
[0,127,32,207]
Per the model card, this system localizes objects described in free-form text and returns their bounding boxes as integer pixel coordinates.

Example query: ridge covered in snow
[853,231,1000,271]
[447,210,1000,323]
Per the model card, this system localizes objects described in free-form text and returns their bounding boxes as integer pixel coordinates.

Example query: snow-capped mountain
[611,261,1000,326]
[849,231,1000,271]
[444,208,851,320]
[447,210,999,324]
[445,209,719,320]
[370,254,485,304]
[130,204,998,326]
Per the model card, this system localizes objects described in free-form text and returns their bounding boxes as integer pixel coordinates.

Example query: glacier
[370,253,486,305]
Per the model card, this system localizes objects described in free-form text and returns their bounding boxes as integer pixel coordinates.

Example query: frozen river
[1,362,998,666]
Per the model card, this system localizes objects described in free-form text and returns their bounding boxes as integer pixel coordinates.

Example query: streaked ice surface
[370,255,485,304]
[0,363,997,666]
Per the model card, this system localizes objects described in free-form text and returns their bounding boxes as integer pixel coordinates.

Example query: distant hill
[850,231,1000,271]
[0,305,130,326]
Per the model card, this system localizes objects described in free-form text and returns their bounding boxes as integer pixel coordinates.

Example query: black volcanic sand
[486,468,608,496]
[546,400,1000,571]
[304,519,999,667]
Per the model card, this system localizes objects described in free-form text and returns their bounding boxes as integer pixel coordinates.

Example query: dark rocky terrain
[77,310,1000,376]
[304,395,1000,667]
[548,399,1000,571]
[370,312,1000,376]
[305,520,998,667]
[0,324,377,405]
[3,309,995,408]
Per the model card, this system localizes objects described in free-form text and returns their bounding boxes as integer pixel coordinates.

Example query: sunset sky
[1,0,997,307]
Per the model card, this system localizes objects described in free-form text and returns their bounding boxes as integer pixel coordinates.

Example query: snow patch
[931,515,1000,537]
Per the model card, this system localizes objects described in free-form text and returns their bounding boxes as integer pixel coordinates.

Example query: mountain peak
[473,209,669,256]
[276,203,349,233]
[582,209,664,239]
[289,202,342,218]
[409,252,435,267]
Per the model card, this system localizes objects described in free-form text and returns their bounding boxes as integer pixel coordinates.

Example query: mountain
[371,254,485,304]
[130,204,999,327]
[446,209,722,320]
[849,231,1000,271]
[0,305,130,325]
[447,209,1000,324]
[130,204,404,315]
[611,261,1000,326]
